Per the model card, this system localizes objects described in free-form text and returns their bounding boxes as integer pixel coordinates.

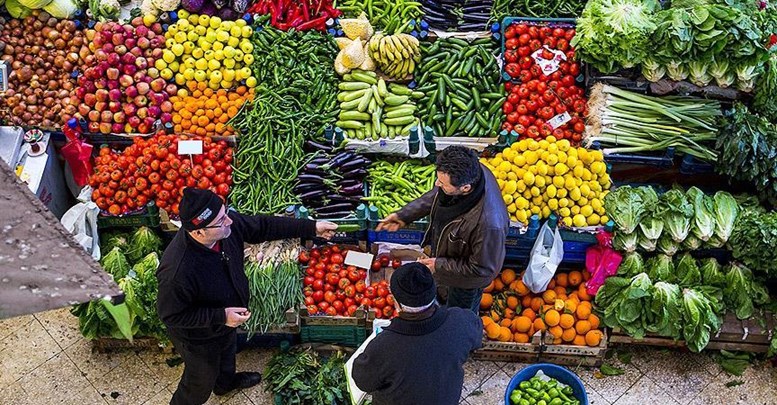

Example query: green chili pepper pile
[509,375,581,405]
[491,0,585,21]
[364,160,435,218]
[243,240,302,336]
[230,24,340,214]
[415,37,505,137]
[335,0,423,34]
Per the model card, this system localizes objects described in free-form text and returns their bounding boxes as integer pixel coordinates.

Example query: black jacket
[352,306,483,405]
[396,164,509,289]
[156,212,316,344]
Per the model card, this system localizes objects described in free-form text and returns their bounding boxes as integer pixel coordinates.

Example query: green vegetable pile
[71,227,167,342]
[491,0,586,20]
[363,160,435,218]
[243,240,302,336]
[415,37,505,137]
[335,0,423,34]
[729,207,777,277]
[754,53,777,122]
[508,374,581,405]
[605,185,739,255]
[716,103,777,207]
[264,347,349,405]
[231,24,340,215]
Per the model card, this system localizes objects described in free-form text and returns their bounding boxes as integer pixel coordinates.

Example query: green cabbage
[681,288,723,353]
[674,253,701,288]
[605,185,656,234]
[102,231,130,253]
[657,233,679,255]
[660,189,694,243]
[646,254,674,282]
[43,0,78,18]
[699,258,725,288]
[638,188,664,251]
[5,0,32,18]
[647,282,682,338]
[609,273,654,339]
[681,235,703,250]
[18,0,51,8]
[618,252,645,277]
[127,226,162,263]
[687,187,716,242]
[708,191,739,248]
[723,262,755,320]
[99,247,131,281]
[613,231,638,253]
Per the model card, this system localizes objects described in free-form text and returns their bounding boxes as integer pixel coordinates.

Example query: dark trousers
[444,287,484,314]
[169,331,237,405]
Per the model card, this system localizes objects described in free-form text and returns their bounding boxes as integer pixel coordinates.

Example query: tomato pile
[89,131,233,216]
[501,23,587,144]
[299,246,397,319]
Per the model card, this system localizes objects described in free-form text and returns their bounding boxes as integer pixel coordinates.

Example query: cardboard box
[369,244,428,285]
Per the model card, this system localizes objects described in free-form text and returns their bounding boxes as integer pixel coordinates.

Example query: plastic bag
[60,186,100,260]
[523,222,564,293]
[584,231,623,296]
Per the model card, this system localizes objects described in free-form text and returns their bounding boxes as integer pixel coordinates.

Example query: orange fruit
[585,330,603,346]
[514,280,530,296]
[542,290,557,304]
[493,278,505,292]
[561,328,576,342]
[564,300,577,314]
[481,316,494,327]
[568,291,580,302]
[573,335,587,346]
[549,325,563,339]
[498,326,513,342]
[583,269,592,281]
[544,310,560,327]
[588,314,600,330]
[507,296,519,310]
[484,280,495,293]
[553,337,562,345]
[485,323,500,339]
[480,293,493,310]
[513,316,532,333]
[522,295,533,309]
[559,313,575,329]
[554,286,567,298]
[548,279,556,289]
[533,318,547,332]
[568,271,583,287]
[503,308,516,320]
[553,299,566,311]
[530,297,544,312]
[501,269,517,285]
[575,320,592,335]
[522,308,536,321]
[576,302,592,320]
[556,273,569,287]
[578,284,592,301]
[490,310,501,323]
[500,319,513,328]
[514,333,530,343]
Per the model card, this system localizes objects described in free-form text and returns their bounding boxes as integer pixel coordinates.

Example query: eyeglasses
[201,206,231,229]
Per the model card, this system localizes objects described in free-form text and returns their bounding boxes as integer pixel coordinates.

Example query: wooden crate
[92,337,172,354]
[472,330,608,367]
[608,312,775,353]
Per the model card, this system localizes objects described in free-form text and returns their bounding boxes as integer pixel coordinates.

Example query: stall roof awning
[0,159,120,320]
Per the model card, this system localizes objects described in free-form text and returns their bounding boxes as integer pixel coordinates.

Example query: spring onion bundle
[585,83,722,161]
[243,240,302,336]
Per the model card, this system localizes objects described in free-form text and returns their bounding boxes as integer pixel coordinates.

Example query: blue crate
[368,229,426,245]
[505,364,588,405]
[590,141,676,168]
[679,155,714,175]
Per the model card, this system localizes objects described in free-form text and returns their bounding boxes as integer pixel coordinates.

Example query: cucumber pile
[335,70,424,140]
[416,37,506,137]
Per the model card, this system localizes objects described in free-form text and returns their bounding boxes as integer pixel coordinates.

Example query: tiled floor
[1,308,777,405]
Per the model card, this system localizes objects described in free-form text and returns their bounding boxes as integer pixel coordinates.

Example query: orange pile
[170,82,254,137]
[480,268,604,347]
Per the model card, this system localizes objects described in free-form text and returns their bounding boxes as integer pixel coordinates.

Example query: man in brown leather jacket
[377,146,509,312]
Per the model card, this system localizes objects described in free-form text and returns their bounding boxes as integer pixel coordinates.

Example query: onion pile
[0,12,84,128]
[75,17,174,134]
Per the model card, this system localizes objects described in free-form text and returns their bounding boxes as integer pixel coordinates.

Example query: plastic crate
[296,204,368,247]
[300,324,368,347]
[584,64,650,94]
[679,154,714,175]
[97,202,161,229]
[590,141,676,168]
[500,17,577,82]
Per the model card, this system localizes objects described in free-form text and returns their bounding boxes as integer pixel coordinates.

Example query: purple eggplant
[305,140,334,153]
[340,183,364,196]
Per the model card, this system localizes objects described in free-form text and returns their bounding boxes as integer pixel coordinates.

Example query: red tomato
[391,259,401,269]
[371,260,382,272]
[325,307,337,316]
[303,276,315,286]
[361,298,372,307]
[330,253,344,265]
[518,33,531,45]
[382,306,394,318]
[503,102,515,115]
[514,23,528,35]
[307,304,319,315]
[314,268,325,279]
[324,291,336,304]
[313,290,324,302]
[348,269,361,282]
[332,300,345,313]
[373,297,386,309]
[355,280,366,293]
[344,286,355,298]
[377,286,389,298]
[313,279,324,291]
[338,278,351,289]
[326,273,340,286]
[527,26,539,39]
[517,46,531,57]
[539,26,552,39]
[347,305,358,316]
[365,287,376,299]
[504,50,519,63]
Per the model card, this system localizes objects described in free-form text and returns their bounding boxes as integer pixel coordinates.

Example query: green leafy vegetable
[699,258,725,288]
[646,254,674,283]
[600,273,653,339]
[660,190,694,243]
[675,253,702,288]
[717,350,751,376]
[681,288,723,353]
[754,53,777,121]
[599,363,625,376]
[100,247,131,281]
[127,226,162,263]
[707,191,740,248]
[618,252,645,278]
[729,207,777,276]
[647,281,682,338]
[723,262,756,320]
[613,231,639,253]
[638,188,664,251]
[687,187,715,243]
[604,185,655,234]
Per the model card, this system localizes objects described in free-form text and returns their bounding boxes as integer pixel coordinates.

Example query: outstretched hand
[316,221,338,240]
[375,213,405,232]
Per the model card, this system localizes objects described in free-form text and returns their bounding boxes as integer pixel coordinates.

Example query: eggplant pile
[294,141,371,219]
[420,0,494,32]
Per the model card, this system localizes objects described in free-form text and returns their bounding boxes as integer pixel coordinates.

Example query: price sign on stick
[178,140,203,165]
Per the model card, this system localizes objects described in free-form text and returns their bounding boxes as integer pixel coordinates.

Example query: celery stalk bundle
[585,83,722,162]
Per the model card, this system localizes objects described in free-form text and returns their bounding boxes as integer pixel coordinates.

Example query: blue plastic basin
[504,363,588,405]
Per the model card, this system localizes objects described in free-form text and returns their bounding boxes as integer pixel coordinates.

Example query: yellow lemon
[523,171,535,186]
[555,163,569,176]
[195,58,208,70]
[209,16,222,29]
[587,213,601,226]
[241,26,253,38]
[503,194,514,206]
[573,214,587,227]
[581,205,594,217]
[187,31,199,42]
[535,175,546,188]
[194,69,207,82]
[546,185,557,198]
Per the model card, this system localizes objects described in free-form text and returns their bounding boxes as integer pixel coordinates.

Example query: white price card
[178,140,203,155]
[548,112,572,129]
[344,250,374,270]
[531,46,567,76]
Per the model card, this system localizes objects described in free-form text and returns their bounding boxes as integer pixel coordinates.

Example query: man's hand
[225,307,250,328]
[418,258,436,273]
[316,221,338,239]
[375,213,406,232]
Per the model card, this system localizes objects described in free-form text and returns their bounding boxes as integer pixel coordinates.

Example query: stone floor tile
[464,368,510,405]
[18,352,92,404]
[0,314,34,341]
[460,360,503,400]
[222,392,255,405]
[636,349,712,404]
[0,318,62,386]
[497,361,533,378]
[586,388,611,405]
[688,361,777,405]
[457,398,472,405]
[62,386,110,405]
[691,351,723,377]
[611,376,681,405]
[64,338,129,382]
[0,382,30,405]
[577,362,642,404]
[137,351,184,388]
[34,308,82,350]
[236,349,275,405]
[141,388,173,405]
[92,354,166,405]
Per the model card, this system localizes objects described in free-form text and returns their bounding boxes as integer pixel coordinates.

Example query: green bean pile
[364,160,436,218]
[335,0,423,34]
[243,241,302,336]
[491,0,585,20]
[230,25,339,214]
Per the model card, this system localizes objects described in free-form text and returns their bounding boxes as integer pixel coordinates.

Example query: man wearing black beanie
[157,188,338,405]
[352,262,483,405]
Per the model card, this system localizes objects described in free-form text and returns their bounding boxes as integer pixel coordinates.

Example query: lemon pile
[482,136,612,228]
[158,11,257,90]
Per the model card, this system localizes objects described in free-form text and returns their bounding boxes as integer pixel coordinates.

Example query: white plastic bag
[523,223,564,293]
[60,186,101,261]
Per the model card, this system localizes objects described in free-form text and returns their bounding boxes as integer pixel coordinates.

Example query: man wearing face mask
[157,188,338,405]
[376,146,508,312]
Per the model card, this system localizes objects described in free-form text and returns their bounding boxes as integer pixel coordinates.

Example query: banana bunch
[368,33,421,80]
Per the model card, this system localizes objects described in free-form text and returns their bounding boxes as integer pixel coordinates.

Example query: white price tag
[531,46,567,76]
[548,112,572,130]
[177,140,203,155]
[344,250,374,270]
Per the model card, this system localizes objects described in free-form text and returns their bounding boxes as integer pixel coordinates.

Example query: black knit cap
[179,188,223,231]
[390,262,437,307]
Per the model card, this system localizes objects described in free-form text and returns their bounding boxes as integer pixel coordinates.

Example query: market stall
[1,0,776,402]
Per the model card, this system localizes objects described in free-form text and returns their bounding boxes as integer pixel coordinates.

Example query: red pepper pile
[300,246,397,319]
[501,23,587,144]
[89,132,233,217]
[248,0,341,31]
